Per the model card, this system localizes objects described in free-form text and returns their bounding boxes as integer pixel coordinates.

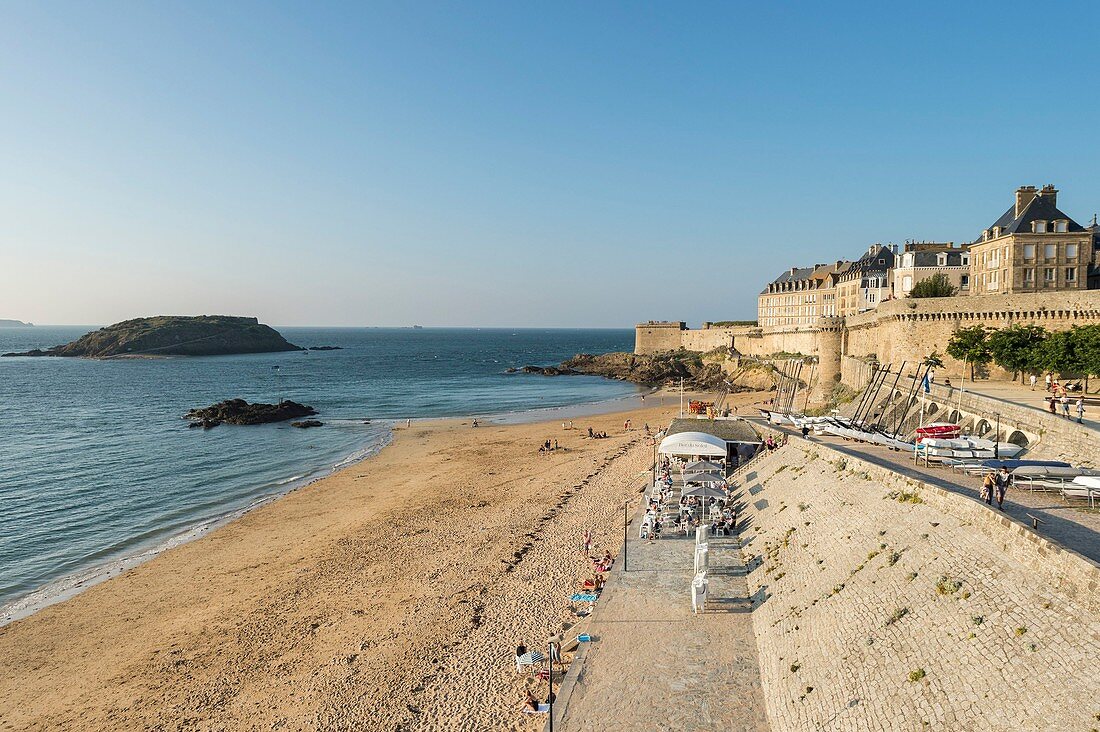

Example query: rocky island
[185,399,319,429]
[2,315,301,358]
[0,319,33,327]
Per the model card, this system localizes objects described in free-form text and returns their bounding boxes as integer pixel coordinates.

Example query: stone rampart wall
[740,439,1100,731]
[679,328,738,353]
[633,323,685,355]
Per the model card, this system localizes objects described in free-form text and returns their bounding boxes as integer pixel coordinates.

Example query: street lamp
[994,413,1000,460]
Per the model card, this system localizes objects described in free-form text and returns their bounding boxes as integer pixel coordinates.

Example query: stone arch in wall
[975,419,991,436]
[947,409,961,424]
[1007,430,1030,448]
[925,402,939,417]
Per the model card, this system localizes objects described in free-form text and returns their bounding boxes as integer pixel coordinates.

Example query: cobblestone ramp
[741,441,1100,732]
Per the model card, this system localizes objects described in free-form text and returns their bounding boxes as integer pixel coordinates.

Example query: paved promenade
[952,378,1100,431]
[555,523,768,731]
[751,419,1100,564]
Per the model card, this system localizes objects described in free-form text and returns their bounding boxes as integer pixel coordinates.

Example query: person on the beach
[582,529,593,555]
[587,427,594,438]
[515,644,528,673]
[1076,397,1085,424]
[624,419,631,430]
[521,689,539,712]
[471,419,479,427]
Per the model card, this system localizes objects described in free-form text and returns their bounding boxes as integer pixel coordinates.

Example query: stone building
[969,184,1091,294]
[835,244,895,316]
[757,261,847,329]
[891,241,970,298]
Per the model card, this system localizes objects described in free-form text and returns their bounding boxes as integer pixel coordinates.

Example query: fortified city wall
[637,291,1100,401]
[741,438,1100,731]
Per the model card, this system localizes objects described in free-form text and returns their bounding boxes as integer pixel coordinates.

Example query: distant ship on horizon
[412,324,424,329]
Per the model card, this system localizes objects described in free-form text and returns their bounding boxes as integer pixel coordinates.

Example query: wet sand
[0,391,767,731]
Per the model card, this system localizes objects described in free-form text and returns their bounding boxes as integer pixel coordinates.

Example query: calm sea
[0,326,638,616]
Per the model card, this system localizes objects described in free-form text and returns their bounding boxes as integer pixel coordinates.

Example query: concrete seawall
[741,438,1099,731]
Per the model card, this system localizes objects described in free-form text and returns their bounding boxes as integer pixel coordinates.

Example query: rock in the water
[290,419,324,428]
[2,315,301,358]
[185,399,318,426]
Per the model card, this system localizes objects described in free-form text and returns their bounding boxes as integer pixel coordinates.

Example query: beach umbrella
[516,650,546,669]
[681,484,726,521]
[685,460,724,473]
[682,470,724,484]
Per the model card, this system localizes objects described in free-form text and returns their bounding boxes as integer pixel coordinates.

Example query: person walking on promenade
[1029,373,1037,390]
[1045,373,1052,392]
[1061,394,1070,419]
[981,472,995,505]
[994,467,1011,511]
[1076,397,1085,424]
[1048,396,1058,415]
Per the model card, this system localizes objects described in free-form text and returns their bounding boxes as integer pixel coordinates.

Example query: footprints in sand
[498,436,643,576]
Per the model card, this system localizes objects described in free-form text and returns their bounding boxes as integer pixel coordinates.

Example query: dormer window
[1054,220,1068,233]
[961,254,970,266]
[983,230,990,241]
[1033,220,1048,233]
[936,254,947,267]
[992,226,1001,237]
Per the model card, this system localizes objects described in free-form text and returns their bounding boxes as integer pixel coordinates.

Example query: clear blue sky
[3,1,1100,327]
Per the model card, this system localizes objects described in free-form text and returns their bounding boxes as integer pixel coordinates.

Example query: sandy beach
[0,390,765,731]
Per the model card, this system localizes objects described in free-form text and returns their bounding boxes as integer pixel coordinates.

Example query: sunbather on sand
[520,689,539,712]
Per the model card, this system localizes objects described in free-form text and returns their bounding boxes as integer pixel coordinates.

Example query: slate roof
[906,250,967,267]
[979,194,1084,241]
[665,418,761,443]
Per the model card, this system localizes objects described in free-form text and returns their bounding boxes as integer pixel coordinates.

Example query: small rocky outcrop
[290,419,324,428]
[521,351,735,390]
[0,319,33,327]
[2,315,301,358]
[184,399,318,428]
[519,364,580,376]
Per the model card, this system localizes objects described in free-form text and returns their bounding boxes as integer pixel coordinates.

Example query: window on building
[960,274,970,289]
[961,254,970,266]
[1023,268,1034,282]
[1044,244,1057,260]
[1066,243,1078,259]
[902,275,913,291]
[1003,246,1008,259]
[1055,220,1068,233]
[937,254,947,266]
[1023,244,1035,259]
[1033,220,1048,233]
[1044,267,1056,282]
[1067,267,1077,282]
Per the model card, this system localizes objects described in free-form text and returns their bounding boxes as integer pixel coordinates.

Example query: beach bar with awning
[661,418,763,465]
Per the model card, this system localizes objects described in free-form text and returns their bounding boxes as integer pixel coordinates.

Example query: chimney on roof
[1039,184,1058,208]
[790,267,798,276]
[835,260,843,269]
[1015,185,1038,217]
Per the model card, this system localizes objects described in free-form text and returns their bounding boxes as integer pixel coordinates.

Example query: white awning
[658,431,727,457]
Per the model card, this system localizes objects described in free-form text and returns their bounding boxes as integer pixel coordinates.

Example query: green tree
[1073,325,1100,392]
[946,325,992,380]
[923,352,945,369]
[1036,329,1084,377]
[910,274,959,298]
[987,325,1048,382]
